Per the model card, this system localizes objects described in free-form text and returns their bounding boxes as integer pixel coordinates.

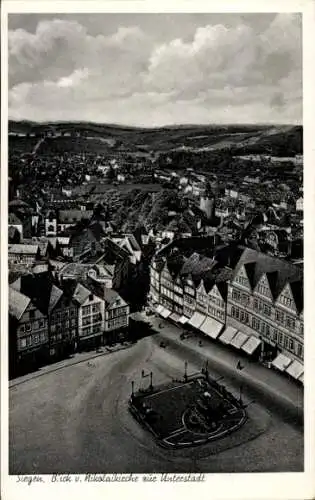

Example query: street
[9,316,303,474]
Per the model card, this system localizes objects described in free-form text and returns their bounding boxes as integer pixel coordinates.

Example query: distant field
[9,121,302,156]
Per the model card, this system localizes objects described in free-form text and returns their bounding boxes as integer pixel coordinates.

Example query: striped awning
[170,312,181,323]
[219,326,238,345]
[200,317,223,339]
[241,336,262,355]
[230,331,248,349]
[286,360,304,380]
[188,312,206,329]
[271,353,292,372]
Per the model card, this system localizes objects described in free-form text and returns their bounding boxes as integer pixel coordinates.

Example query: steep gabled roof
[12,273,63,314]
[9,287,31,320]
[8,213,22,225]
[103,288,127,308]
[73,282,92,306]
[233,247,302,304]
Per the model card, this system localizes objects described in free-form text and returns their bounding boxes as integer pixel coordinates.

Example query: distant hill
[8,120,302,156]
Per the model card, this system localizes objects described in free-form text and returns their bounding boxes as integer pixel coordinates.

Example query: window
[25,323,31,332]
[278,332,284,346]
[288,338,294,351]
[19,325,25,333]
[19,338,27,348]
[38,319,45,328]
[240,310,249,324]
[252,317,260,331]
[82,305,91,316]
[26,336,32,346]
[257,284,269,296]
[263,304,271,316]
[33,334,39,343]
[40,332,46,342]
[276,310,285,324]
[92,304,100,313]
[265,324,270,337]
[297,343,303,359]
[70,309,76,317]
[286,316,296,330]
[232,289,241,301]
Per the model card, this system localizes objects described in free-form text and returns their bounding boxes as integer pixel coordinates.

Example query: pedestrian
[236,360,244,370]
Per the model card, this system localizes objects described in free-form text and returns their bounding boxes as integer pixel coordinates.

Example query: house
[11,273,78,359]
[84,281,129,342]
[8,213,23,240]
[9,226,21,244]
[8,244,40,266]
[22,237,57,260]
[111,234,142,265]
[9,287,49,375]
[72,282,105,349]
[81,238,130,290]
[225,247,303,379]
[148,239,304,382]
[69,221,105,260]
[57,209,93,233]
[296,197,303,212]
[45,210,58,236]
[103,288,129,343]
[87,264,117,289]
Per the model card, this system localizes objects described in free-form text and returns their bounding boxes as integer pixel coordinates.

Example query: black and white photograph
[2,3,314,497]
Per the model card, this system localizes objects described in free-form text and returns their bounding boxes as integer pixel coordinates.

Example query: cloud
[8,14,302,125]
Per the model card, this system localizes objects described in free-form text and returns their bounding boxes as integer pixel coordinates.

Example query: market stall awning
[179,315,189,324]
[169,312,181,323]
[188,312,206,330]
[200,317,223,339]
[285,360,304,380]
[271,353,292,372]
[298,372,304,384]
[219,326,238,345]
[241,336,262,355]
[160,307,171,319]
[230,331,249,349]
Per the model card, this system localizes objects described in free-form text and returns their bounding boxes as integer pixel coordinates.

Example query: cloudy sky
[8,13,302,126]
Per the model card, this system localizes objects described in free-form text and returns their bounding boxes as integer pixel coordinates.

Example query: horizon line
[8,118,302,130]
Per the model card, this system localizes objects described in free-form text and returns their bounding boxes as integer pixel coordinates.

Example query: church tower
[199,182,216,221]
